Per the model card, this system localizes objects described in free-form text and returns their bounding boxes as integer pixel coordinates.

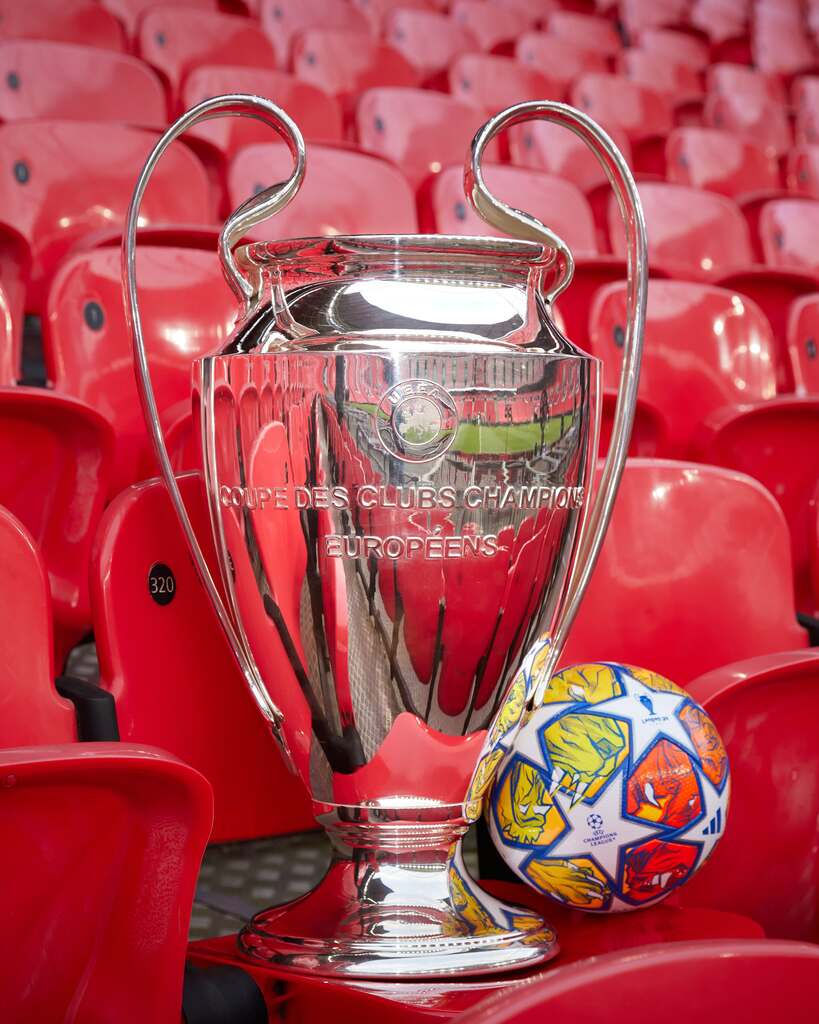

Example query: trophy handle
[123,94,306,761]
[466,102,647,700]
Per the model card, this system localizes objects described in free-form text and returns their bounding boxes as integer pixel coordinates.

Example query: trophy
[125,95,646,978]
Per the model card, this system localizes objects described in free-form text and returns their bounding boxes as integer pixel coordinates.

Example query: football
[487,662,731,913]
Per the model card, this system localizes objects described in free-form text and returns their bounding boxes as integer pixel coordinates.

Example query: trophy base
[237,813,558,978]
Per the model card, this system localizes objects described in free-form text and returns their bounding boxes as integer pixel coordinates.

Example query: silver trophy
[125,95,646,978]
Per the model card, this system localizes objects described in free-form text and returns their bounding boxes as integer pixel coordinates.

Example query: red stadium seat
[691,0,749,51]
[0,281,15,384]
[639,26,710,71]
[0,506,76,746]
[665,127,781,199]
[138,8,277,109]
[708,62,786,106]
[753,17,818,81]
[448,54,562,114]
[384,7,477,83]
[787,294,819,395]
[515,32,608,93]
[793,75,819,145]
[229,141,418,239]
[260,0,370,68]
[0,1,125,51]
[350,0,433,34]
[92,473,314,841]
[571,73,673,174]
[684,649,819,940]
[590,280,780,457]
[450,0,532,52]
[0,41,166,127]
[0,388,113,667]
[759,198,819,272]
[291,28,419,120]
[618,49,704,109]
[547,11,622,58]
[0,745,212,1023]
[696,397,819,612]
[0,120,212,311]
[619,0,689,35]
[102,0,218,39]
[458,940,819,1023]
[786,144,819,199]
[43,246,235,496]
[704,89,791,159]
[356,87,494,191]
[560,460,808,683]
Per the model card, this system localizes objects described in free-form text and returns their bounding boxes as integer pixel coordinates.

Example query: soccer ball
[487,662,730,913]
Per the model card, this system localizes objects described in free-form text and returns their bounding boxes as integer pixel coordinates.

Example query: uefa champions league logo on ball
[586,813,604,831]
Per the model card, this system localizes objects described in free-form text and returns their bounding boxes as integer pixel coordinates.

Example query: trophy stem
[238,807,558,978]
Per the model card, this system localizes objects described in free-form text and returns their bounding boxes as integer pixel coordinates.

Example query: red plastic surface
[666,127,780,198]
[548,11,622,57]
[229,141,418,239]
[786,144,819,198]
[515,32,608,92]
[641,26,710,71]
[0,506,76,746]
[0,1,125,50]
[695,397,819,612]
[459,940,819,1023]
[704,89,791,158]
[560,459,807,682]
[759,198,819,271]
[102,0,218,38]
[92,473,314,842]
[450,0,533,51]
[794,74,819,145]
[448,54,562,114]
[590,280,779,457]
[708,62,786,106]
[0,387,113,667]
[384,8,477,80]
[0,280,15,384]
[787,293,819,395]
[0,40,166,126]
[684,649,819,940]
[0,744,212,1024]
[0,120,213,310]
[138,8,277,108]
[44,245,236,496]
[571,73,674,144]
[260,0,371,68]
[356,87,497,191]
[618,49,704,106]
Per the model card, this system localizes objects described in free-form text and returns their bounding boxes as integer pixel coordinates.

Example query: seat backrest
[356,87,493,190]
[184,65,343,154]
[759,198,819,271]
[92,473,314,842]
[666,127,780,198]
[229,141,417,239]
[515,31,608,88]
[787,293,819,394]
[786,144,819,199]
[260,0,370,67]
[0,744,212,1023]
[590,280,778,456]
[0,1,125,50]
[458,940,819,1023]
[0,505,76,746]
[431,164,597,254]
[547,11,622,57]
[450,0,533,50]
[0,387,113,663]
[571,73,674,141]
[619,49,703,102]
[793,74,819,145]
[0,40,166,126]
[384,8,477,77]
[705,90,791,158]
[44,246,236,496]
[620,0,689,35]
[291,28,419,105]
[560,460,807,683]
[0,120,212,306]
[708,62,785,106]
[684,650,819,940]
[448,54,561,112]
[139,7,276,104]
[609,182,752,277]
[640,26,710,70]
[102,0,217,38]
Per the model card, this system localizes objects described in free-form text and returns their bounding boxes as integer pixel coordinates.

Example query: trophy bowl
[125,96,646,978]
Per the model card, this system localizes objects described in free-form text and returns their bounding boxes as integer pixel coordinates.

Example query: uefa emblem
[375,379,458,463]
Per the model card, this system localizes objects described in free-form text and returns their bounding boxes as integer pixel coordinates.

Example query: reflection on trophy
[126,95,645,977]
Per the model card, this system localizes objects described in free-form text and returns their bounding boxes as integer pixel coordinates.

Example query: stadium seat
[356,87,495,191]
[0,388,113,667]
[515,32,608,93]
[618,49,704,112]
[260,0,370,69]
[229,141,418,239]
[138,8,277,110]
[0,120,213,312]
[0,506,76,746]
[571,73,674,174]
[448,54,562,114]
[639,26,710,71]
[43,246,235,496]
[786,144,819,199]
[759,198,819,272]
[665,127,781,199]
[102,0,218,39]
[684,649,819,941]
[753,16,818,81]
[793,75,819,145]
[0,1,125,50]
[589,280,780,458]
[450,0,532,52]
[787,294,819,395]
[708,62,786,107]
[559,460,808,683]
[0,744,212,1023]
[547,11,622,58]
[458,940,819,1023]
[0,41,166,126]
[704,88,791,159]
[92,473,314,841]
[619,0,689,36]
[291,28,419,120]
[695,397,819,612]
[384,7,477,84]
[691,1,750,55]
